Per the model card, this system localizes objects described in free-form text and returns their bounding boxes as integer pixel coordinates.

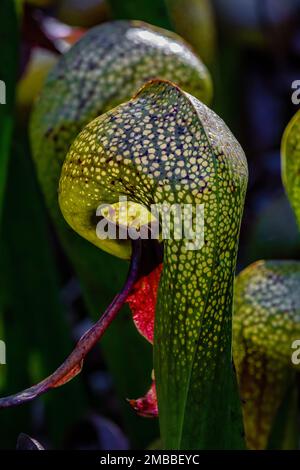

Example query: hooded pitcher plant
[58,79,248,449]
[233,110,300,450]
[0,22,249,449]
[29,19,212,334]
[0,79,248,449]
[29,20,213,418]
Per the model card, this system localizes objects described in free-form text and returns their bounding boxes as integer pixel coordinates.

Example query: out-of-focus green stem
[107,0,172,29]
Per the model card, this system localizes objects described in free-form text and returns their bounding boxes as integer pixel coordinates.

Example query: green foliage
[58,80,247,450]
[281,109,300,228]
[0,0,19,223]
[30,21,212,447]
[234,260,300,449]
[0,131,86,448]
[233,110,300,450]
[1,0,296,453]
[109,0,217,65]
[108,0,172,29]
[166,0,217,65]
[151,84,247,450]
[267,384,299,450]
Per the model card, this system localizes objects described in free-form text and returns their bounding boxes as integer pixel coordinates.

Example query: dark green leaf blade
[0,131,86,448]
[0,0,19,223]
[108,0,172,29]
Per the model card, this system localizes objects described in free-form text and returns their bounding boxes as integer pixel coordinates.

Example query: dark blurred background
[0,0,300,450]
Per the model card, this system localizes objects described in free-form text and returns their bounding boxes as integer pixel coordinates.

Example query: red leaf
[126,264,162,419]
[126,264,163,344]
[127,381,158,418]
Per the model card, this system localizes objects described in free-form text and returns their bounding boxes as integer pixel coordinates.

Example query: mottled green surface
[30,20,212,446]
[234,260,300,449]
[30,19,212,269]
[31,21,212,226]
[59,80,248,449]
[281,109,300,228]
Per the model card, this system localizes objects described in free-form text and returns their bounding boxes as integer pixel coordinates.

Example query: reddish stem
[0,241,142,408]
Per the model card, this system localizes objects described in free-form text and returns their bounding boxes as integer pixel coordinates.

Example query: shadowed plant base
[234,260,300,449]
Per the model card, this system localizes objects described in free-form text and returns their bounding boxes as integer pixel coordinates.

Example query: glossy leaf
[58,80,247,449]
[30,20,212,447]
